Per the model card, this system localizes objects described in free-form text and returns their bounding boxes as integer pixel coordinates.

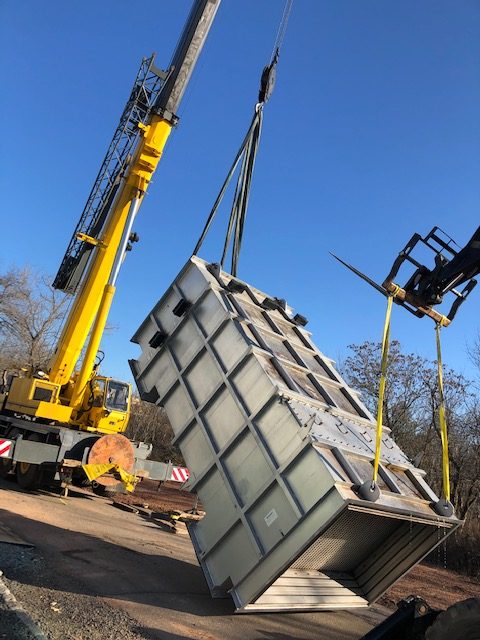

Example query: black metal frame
[384,225,479,321]
[360,595,439,640]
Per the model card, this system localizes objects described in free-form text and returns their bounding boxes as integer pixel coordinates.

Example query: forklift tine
[330,253,388,297]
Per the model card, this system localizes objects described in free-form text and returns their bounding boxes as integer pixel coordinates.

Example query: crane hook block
[258,60,277,104]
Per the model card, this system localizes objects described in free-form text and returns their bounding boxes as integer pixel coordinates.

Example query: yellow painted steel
[435,323,451,502]
[73,375,130,433]
[49,117,172,389]
[33,402,73,422]
[69,283,116,410]
[75,232,105,247]
[82,463,138,492]
[372,293,395,485]
[5,377,73,421]
[6,118,171,432]
[86,406,130,434]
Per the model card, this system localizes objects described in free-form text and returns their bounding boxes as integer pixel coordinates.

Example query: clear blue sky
[1,1,479,384]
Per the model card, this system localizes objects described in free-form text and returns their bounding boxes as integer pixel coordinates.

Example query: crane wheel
[16,459,41,490]
[15,433,42,490]
[425,598,480,640]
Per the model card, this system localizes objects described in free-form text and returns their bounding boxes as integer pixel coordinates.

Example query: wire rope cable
[271,0,293,61]
[193,0,293,276]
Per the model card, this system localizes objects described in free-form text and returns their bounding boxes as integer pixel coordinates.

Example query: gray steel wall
[130,257,459,612]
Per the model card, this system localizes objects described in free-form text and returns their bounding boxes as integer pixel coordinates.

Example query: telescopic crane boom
[3,0,221,433]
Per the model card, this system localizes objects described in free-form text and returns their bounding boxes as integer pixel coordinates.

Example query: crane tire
[15,433,42,490]
[72,475,91,488]
[425,598,480,640]
[16,460,41,490]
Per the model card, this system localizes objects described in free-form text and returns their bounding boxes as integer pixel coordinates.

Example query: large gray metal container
[130,257,459,613]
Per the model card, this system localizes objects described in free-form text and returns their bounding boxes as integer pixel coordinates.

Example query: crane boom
[4,0,221,430]
[50,0,220,388]
[53,54,167,296]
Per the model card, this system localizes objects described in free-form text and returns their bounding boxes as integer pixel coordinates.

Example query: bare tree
[127,395,184,464]
[342,341,431,453]
[342,340,479,520]
[0,267,68,373]
[469,331,480,388]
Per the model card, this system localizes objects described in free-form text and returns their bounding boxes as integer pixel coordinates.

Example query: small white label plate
[264,508,278,527]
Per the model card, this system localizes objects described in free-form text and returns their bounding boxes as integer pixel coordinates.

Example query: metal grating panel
[290,510,399,572]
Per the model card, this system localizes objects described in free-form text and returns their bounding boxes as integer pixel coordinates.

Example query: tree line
[342,340,480,521]
[341,339,480,576]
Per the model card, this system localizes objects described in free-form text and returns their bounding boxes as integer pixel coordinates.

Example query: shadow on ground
[0,481,378,640]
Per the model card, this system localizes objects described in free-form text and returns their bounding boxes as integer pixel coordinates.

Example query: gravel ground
[0,482,386,640]
[0,543,148,640]
[0,593,36,640]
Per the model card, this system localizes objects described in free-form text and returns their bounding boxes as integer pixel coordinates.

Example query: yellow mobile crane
[0,0,221,489]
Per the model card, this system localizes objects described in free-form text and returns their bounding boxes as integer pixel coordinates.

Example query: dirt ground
[380,563,480,611]
[124,479,480,613]
[0,477,387,640]
[0,477,478,640]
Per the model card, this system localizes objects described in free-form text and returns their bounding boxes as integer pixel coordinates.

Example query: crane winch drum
[130,256,460,613]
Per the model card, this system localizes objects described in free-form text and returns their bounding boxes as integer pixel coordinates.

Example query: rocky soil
[0,543,147,640]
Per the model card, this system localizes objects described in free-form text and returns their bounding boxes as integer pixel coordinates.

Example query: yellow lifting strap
[82,463,138,493]
[435,322,451,502]
[371,292,451,504]
[372,292,396,485]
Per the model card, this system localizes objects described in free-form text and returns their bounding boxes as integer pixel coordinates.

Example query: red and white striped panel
[170,466,190,483]
[0,439,13,459]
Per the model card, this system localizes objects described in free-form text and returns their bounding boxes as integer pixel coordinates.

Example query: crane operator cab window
[105,380,130,413]
[92,379,106,407]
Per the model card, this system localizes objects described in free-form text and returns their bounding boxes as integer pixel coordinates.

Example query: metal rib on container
[130,256,460,613]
